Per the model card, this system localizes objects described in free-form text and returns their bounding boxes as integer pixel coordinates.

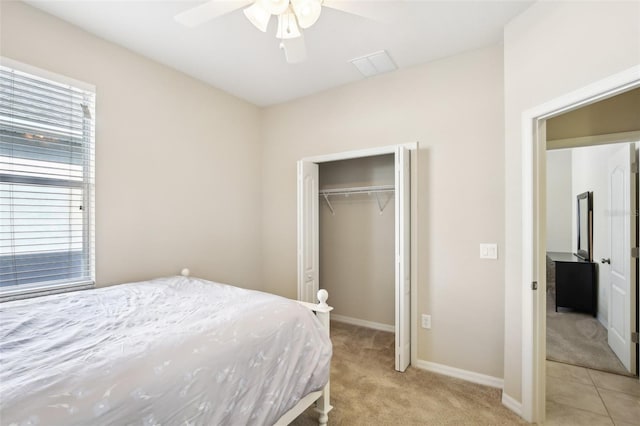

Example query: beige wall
[546,150,572,253]
[262,46,506,378]
[319,156,395,327]
[504,0,640,403]
[0,1,264,289]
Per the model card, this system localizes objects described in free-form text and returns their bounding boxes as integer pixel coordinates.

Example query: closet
[297,143,412,372]
[318,155,395,331]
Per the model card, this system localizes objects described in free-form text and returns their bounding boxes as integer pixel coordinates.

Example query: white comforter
[0,276,332,426]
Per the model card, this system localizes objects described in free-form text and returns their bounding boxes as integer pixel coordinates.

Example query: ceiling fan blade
[322,0,389,23]
[175,0,250,28]
[280,36,307,63]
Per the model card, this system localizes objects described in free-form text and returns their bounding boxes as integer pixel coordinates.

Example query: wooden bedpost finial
[317,289,328,309]
[181,268,190,277]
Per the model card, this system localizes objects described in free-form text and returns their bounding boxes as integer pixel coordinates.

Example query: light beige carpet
[291,322,527,425]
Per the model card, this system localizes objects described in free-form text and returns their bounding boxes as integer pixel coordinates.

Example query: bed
[0,271,333,426]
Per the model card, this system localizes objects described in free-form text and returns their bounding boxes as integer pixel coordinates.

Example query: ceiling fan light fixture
[291,0,322,29]
[258,0,289,15]
[276,8,302,39]
[243,3,271,32]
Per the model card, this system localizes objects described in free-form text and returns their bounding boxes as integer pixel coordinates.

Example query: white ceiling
[25,0,534,106]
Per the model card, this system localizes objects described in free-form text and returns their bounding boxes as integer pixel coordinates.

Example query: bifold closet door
[297,160,319,303]
[395,146,410,372]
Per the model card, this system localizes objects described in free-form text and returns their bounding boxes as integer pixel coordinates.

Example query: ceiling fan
[174,0,374,63]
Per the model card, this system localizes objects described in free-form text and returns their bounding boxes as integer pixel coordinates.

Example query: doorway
[546,140,638,377]
[521,68,640,423]
[297,143,416,372]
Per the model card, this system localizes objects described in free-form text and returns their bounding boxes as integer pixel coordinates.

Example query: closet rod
[320,184,395,216]
[318,184,395,197]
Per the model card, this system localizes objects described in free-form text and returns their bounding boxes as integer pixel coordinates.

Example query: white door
[297,160,319,303]
[395,146,410,372]
[607,143,637,373]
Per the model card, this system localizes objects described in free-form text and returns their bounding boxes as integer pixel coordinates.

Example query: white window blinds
[0,61,95,299]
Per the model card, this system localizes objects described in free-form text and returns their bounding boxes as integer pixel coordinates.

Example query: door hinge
[532,281,538,290]
[632,332,639,344]
[632,247,639,258]
[632,161,638,174]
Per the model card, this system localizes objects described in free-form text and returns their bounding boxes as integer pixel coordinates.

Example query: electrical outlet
[421,314,431,329]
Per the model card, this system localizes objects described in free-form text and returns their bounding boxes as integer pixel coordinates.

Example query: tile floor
[545,360,640,425]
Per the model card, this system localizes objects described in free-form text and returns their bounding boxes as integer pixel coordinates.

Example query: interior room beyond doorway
[544,88,640,379]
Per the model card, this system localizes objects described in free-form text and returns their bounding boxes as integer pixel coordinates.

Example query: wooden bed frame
[180,270,333,426]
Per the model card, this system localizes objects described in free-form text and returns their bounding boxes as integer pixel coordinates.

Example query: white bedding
[0,276,332,426]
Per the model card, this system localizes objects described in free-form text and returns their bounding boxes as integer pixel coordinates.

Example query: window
[0,59,95,300]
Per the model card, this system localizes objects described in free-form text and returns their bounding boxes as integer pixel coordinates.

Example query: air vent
[349,50,397,77]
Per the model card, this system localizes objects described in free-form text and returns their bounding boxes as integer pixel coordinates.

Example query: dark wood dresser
[547,251,597,317]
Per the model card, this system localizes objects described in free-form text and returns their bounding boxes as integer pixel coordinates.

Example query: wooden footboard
[275,290,333,426]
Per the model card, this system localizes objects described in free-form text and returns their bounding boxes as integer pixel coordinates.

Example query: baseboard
[331,314,395,333]
[413,359,504,389]
[597,312,608,329]
[501,392,523,417]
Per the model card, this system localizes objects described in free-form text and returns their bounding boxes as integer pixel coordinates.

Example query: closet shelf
[319,185,395,215]
[319,184,395,196]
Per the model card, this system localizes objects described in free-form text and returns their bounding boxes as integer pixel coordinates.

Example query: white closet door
[297,160,319,303]
[395,146,411,372]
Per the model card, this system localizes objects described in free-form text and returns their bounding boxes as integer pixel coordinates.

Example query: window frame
[0,57,96,302]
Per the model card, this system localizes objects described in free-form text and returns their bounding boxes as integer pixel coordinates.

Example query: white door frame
[520,65,640,423]
[298,142,419,367]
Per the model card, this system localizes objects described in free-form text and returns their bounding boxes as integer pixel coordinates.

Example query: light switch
[480,243,498,259]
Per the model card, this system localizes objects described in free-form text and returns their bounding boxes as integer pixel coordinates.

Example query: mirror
[576,191,593,261]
